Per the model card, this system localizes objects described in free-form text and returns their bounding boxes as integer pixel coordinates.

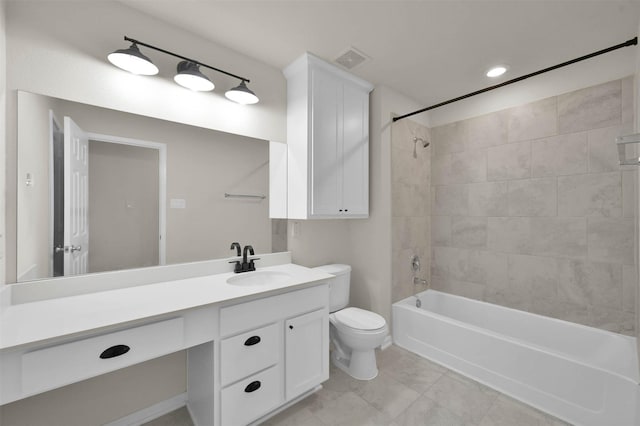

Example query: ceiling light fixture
[107,43,159,76]
[108,36,258,104]
[174,61,214,91]
[225,80,259,105]
[486,65,508,78]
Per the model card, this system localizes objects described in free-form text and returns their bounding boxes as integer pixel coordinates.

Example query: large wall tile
[558,80,621,134]
[531,133,587,177]
[530,298,591,328]
[465,110,508,150]
[588,125,627,173]
[433,121,466,157]
[432,216,451,247]
[622,170,637,218]
[430,278,486,302]
[529,217,587,258]
[621,75,633,126]
[558,259,622,310]
[591,307,634,335]
[507,178,557,217]
[432,185,468,216]
[507,254,558,300]
[557,172,621,217]
[393,181,428,217]
[487,217,532,254]
[451,217,487,248]
[392,146,430,186]
[479,250,508,289]
[447,247,486,284]
[431,154,452,185]
[488,217,586,258]
[484,287,533,313]
[507,97,557,142]
[587,217,634,265]
[450,149,487,183]
[467,182,508,216]
[487,141,531,181]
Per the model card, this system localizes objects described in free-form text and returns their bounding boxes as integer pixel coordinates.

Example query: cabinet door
[341,83,369,216]
[285,309,329,400]
[310,67,342,216]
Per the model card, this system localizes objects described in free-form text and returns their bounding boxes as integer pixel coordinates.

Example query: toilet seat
[332,307,386,331]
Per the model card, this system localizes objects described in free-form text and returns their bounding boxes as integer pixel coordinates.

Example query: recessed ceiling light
[486,65,508,78]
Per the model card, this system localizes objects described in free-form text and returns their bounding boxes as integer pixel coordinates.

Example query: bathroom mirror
[16,91,284,282]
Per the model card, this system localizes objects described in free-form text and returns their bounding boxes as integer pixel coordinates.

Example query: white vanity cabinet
[217,284,329,425]
[285,308,328,400]
[282,52,373,219]
[1,259,333,426]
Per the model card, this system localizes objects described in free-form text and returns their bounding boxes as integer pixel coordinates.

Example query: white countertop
[0,263,333,351]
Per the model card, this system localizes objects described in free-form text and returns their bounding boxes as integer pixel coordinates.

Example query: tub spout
[413,277,428,286]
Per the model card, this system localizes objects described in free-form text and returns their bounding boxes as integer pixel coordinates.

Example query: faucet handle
[228,260,242,273]
[248,257,261,271]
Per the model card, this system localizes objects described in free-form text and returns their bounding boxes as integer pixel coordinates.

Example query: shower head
[412,137,430,158]
[413,137,430,148]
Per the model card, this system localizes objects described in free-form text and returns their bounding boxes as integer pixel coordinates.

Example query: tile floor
[145,345,569,426]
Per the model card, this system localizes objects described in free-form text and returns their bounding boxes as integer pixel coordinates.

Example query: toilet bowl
[313,264,388,380]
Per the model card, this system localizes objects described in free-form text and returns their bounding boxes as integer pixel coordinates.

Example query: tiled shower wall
[431,77,637,335]
[391,119,431,303]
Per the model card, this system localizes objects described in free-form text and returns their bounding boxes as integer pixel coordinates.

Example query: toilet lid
[334,307,386,330]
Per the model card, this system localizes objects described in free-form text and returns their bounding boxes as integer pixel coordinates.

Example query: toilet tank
[313,264,351,312]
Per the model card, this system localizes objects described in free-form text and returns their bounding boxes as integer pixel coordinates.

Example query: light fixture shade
[173,61,215,91]
[108,43,159,76]
[225,80,259,104]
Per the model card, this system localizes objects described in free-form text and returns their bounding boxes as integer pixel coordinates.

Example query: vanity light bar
[108,36,259,104]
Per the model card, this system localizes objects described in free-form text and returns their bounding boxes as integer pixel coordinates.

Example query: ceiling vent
[334,47,370,70]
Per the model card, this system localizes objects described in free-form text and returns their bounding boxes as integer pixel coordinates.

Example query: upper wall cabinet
[281,52,373,219]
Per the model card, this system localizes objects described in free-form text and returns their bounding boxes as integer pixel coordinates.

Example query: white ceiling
[120,1,640,108]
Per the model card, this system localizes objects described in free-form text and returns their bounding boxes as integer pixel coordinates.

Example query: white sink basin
[226,270,292,287]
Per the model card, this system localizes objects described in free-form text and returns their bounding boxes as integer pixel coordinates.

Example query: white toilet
[314,264,388,380]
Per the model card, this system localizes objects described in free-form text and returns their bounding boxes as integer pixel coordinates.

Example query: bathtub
[392,290,640,426]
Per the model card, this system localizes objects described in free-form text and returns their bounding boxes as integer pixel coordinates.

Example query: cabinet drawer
[221,323,279,386]
[220,284,328,337]
[221,365,282,426]
[22,318,184,395]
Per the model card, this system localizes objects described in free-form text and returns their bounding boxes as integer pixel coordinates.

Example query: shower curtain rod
[393,37,638,123]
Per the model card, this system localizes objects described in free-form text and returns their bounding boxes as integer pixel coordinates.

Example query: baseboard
[104,393,188,426]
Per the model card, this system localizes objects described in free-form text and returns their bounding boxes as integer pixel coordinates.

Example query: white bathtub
[392,290,640,426]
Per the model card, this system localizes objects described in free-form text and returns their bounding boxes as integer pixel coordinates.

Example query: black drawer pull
[244,381,261,393]
[99,344,130,359]
[244,335,261,346]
